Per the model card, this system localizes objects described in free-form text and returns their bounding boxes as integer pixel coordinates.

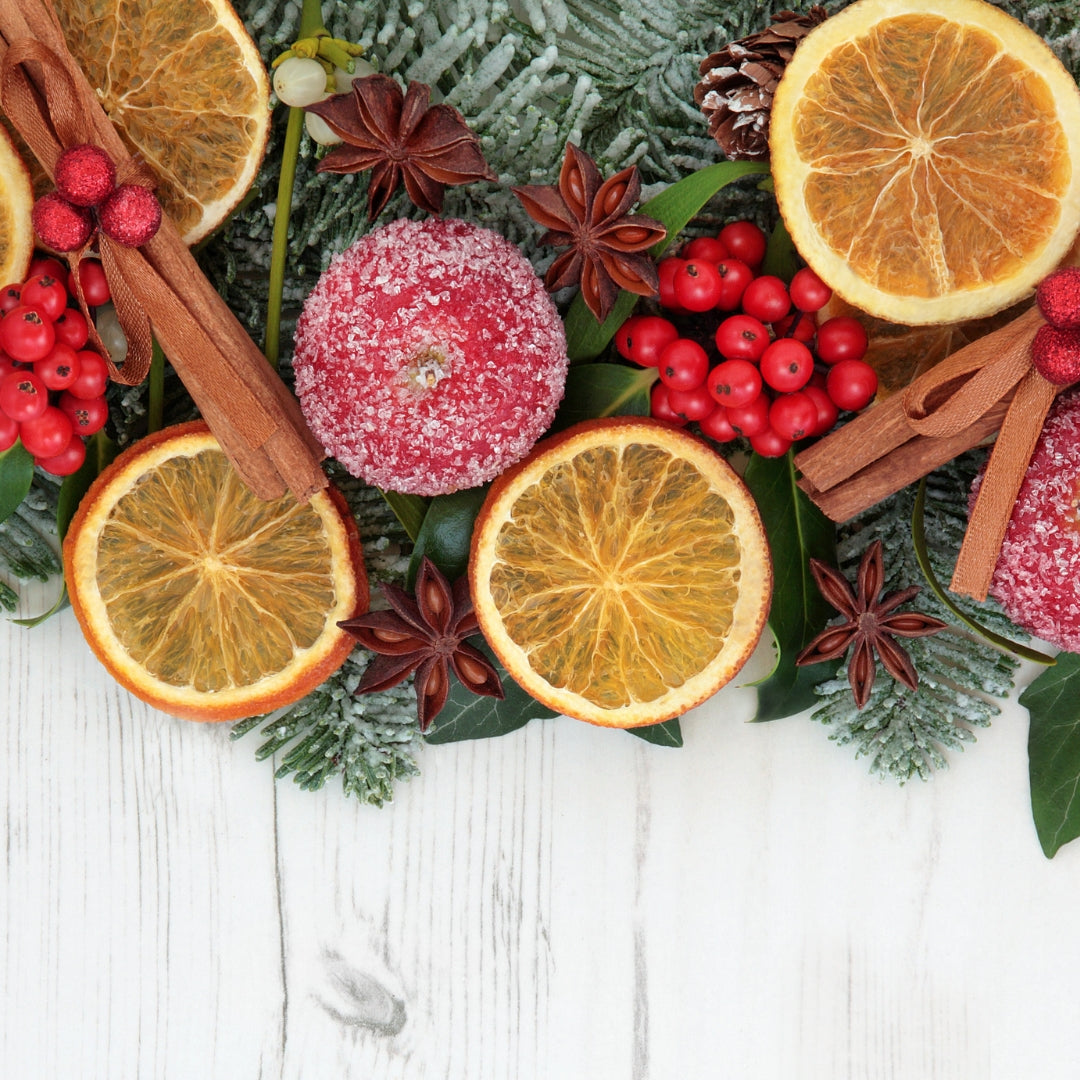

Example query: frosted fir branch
[0,474,61,588]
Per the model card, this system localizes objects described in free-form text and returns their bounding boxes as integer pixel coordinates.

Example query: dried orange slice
[0,122,33,285]
[469,418,772,728]
[770,0,1080,325]
[63,422,366,722]
[53,0,270,243]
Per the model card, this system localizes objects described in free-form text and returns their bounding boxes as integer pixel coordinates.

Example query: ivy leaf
[744,449,838,721]
[406,485,488,588]
[627,718,683,746]
[1020,653,1080,858]
[424,639,559,743]
[564,160,771,361]
[553,363,657,430]
[380,489,429,543]
[0,441,34,525]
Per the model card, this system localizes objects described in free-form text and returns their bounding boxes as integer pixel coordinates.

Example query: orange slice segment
[469,418,772,728]
[770,0,1080,324]
[53,0,270,243]
[63,422,367,721]
[0,122,33,285]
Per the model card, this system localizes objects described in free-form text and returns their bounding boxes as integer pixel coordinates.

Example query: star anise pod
[338,557,504,731]
[695,7,828,160]
[512,142,667,323]
[795,540,949,709]
[307,74,497,219]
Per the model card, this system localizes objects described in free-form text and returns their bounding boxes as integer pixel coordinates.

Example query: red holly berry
[32,192,94,252]
[99,184,162,247]
[1036,267,1080,330]
[35,432,87,476]
[826,358,878,411]
[54,144,117,207]
[1031,324,1080,386]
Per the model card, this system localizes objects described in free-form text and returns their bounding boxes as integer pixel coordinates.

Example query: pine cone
[695,7,828,161]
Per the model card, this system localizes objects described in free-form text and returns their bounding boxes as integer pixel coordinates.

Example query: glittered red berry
[1031,323,1080,385]
[99,184,162,247]
[1036,267,1080,330]
[54,144,117,208]
[32,193,93,253]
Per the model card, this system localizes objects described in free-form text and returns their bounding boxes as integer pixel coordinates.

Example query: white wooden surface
[3,583,1080,1080]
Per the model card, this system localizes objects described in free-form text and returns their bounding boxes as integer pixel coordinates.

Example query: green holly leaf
[424,640,558,743]
[1020,653,1080,858]
[57,429,118,539]
[627,718,683,747]
[564,160,771,361]
[380,489,429,543]
[553,363,657,431]
[744,449,838,721]
[0,441,34,526]
[406,485,488,588]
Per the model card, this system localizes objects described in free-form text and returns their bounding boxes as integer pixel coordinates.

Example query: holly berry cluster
[615,220,879,457]
[33,143,162,253]
[0,254,113,475]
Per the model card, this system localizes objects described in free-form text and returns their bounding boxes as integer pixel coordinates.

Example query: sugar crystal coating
[293,218,568,495]
[987,386,1080,650]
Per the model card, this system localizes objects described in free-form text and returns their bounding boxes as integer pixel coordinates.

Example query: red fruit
[58,392,109,435]
[749,428,793,458]
[657,258,686,311]
[681,236,728,262]
[32,193,94,252]
[619,314,677,367]
[760,338,814,393]
[0,283,22,313]
[615,315,643,360]
[816,316,869,364]
[772,309,817,342]
[1036,267,1080,330]
[1031,324,1080,385]
[53,308,89,350]
[714,313,770,362]
[667,384,715,422]
[98,184,162,247]
[649,381,688,426]
[707,359,762,409]
[35,342,81,391]
[0,371,48,422]
[725,392,771,437]
[21,274,69,321]
[698,405,737,442]
[28,255,69,281]
[69,260,111,306]
[718,220,767,269]
[673,260,724,312]
[19,406,73,458]
[0,352,19,379]
[768,391,817,441]
[36,433,87,476]
[658,338,709,391]
[66,349,110,399]
[55,144,117,207]
[0,410,17,451]
[802,383,840,436]
[789,267,832,312]
[826,358,878,411]
[715,258,753,310]
[741,275,791,324]
[0,306,56,362]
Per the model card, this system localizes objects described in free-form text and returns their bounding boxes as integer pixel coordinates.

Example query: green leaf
[424,639,559,743]
[1021,653,1080,858]
[627,718,683,746]
[744,449,838,721]
[12,584,68,627]
[0,441,34,525]
[553,363,657,431]
[380,489,429,543]
[564,160,771,361]
[57,430,118,540]
[761,215,799,282]
[406,485,488,588]
[912,479,1054,665]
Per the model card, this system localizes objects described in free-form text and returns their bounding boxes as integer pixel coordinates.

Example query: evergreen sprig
[809,453,1022,782]
[0,473,62,603]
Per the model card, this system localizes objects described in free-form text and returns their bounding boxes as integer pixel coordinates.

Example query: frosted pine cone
[695,7,828,160]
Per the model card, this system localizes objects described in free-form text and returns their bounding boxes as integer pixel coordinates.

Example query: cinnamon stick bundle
[0,0,326,501]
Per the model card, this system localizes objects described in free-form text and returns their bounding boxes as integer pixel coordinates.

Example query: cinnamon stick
[0,0,326,501]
